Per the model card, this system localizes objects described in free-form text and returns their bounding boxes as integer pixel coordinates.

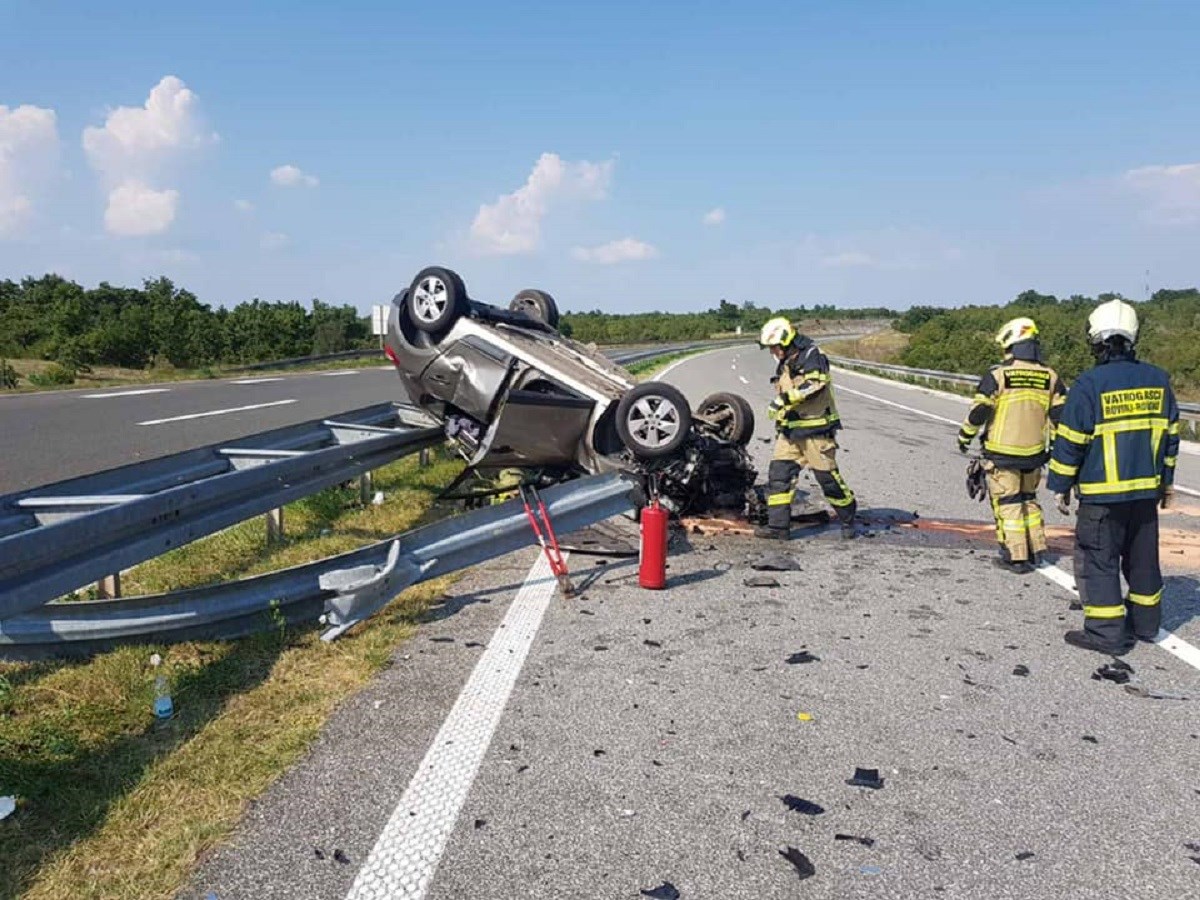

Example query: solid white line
[229,377,285,385]
[652,346,732,382]
[1036,561,1200,675]
[836,384,962,426]
[137,399,297,425]
[833,365,973,404]
[345,552,562,900]
[81,388,170,398]
[1175,484,1200,498]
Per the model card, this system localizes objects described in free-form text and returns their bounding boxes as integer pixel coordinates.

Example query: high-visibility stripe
[1000,389,1053,407]
[780,415,838,429]
[1025,510,1044,528]
[1165,455,1177,468]
[1056,423,1092,444]
[1084,605,1126,619]
[1002,518,1028,534]
[1093,416,1169,436]
[1078,476,1161,495]
[972,394,995,407]
[1169,421,1180,435]
[1128,589,1162,607]
[1048,459,1078,477]
[960,423,980,436]
[1102,432,1119,487]
[767,491,794,507]
[983,439,1047,456]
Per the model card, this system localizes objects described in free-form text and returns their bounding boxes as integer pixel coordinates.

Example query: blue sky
[1,0,1197,313]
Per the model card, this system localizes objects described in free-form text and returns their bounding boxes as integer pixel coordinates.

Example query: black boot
[755,526,790,540]
[992,557,1033,575]
[1063,629,1133,656]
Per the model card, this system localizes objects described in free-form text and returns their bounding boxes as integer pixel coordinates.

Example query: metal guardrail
[829,355,1200,420]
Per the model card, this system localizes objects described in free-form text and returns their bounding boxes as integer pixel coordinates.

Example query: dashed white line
[229,377,286,385]
[82,388,171,398]
[137,399,297,425]
[345,553,561,900]
[652,347,730,383]
[319,370,360,377]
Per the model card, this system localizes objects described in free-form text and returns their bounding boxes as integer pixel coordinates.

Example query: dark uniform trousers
[1073,500,1162,644]
[766,434,857,530]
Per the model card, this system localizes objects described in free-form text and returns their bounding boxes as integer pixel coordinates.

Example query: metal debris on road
[640,882,681,899]
[743,575,780,588]
[781,795,825,815]
[333,849,350,865]
[1016,851,1036,861]
[835,833,876,847]
[786,651,820,664]
[750,554,802,572]
[779,846,817,880]
[1012,664,1030,676]
[1124,684,1190,700]
[1093,660,1134,684]
[846,767,885,790]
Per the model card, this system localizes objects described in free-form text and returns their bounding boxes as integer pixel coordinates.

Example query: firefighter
[1047,298,1180,655]
[756,316,858,540]
[957,317,1067,573]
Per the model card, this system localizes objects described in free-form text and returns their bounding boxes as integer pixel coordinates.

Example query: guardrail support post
[419,448,430,466]
[97,573,120,599]
[358,471,373,506]
[266,507,284,545]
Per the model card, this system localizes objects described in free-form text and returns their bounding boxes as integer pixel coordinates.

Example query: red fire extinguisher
[639,477,668,590]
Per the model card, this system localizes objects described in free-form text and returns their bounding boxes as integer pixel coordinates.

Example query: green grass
[0,450,464,900]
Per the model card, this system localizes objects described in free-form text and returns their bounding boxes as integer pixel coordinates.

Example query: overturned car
[383,266,759,515]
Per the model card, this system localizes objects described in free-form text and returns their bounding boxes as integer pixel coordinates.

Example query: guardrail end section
[318,539,437,641]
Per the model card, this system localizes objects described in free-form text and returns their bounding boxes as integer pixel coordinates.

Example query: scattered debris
[786,651,821,665]
[835,833,876,847]
[474,818,487,830]
[1012,664,1030,677]
[751,555,802,572]
[594,749,606,757]
[619,808,636,818]
[640,882,680,900]
[796,712,814,722]
[593,645,609,651]
[579,609,595,616]
[781,795,825,816]
[644,639,663,648]
[1093,661,1133,684]
[740,810,751,821]
[429,636,454,644]
[779,846,816,880]
[744,575,781,588]
[1015,851,1035,861]
[517,765,530,773]
[333,849,350,865]
[313,847,325,860]
[737,849,747,861]
[465,641,485,649]
[1082,735,1099,744]
[846,767,885,790]
[860,865,883,876]
[1124,685,1190,701]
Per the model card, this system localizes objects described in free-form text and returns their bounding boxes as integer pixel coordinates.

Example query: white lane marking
[229,377,285,385]
[1036,561,1200,675]
[137,399,297,425]
[345,553,561,900]
[1175,484,1200,498]
[738,375,750,385]
[81,388,170,398]
[651,346,732,382]
[319,369,359,377]
[836,384,961,426]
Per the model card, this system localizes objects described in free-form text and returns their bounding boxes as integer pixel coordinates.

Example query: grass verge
[0,451,464,900]
[626,347,710,380]
[820,329,909,363]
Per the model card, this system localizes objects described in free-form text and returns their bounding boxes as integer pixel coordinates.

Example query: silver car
[384,266,757,512]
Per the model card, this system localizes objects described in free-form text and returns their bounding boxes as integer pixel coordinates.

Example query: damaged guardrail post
[97,573,120,599]
[358,471,373,506]
[266,507,285,545]
[318,541,437,642]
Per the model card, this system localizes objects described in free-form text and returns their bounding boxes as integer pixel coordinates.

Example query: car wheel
[510,289,560,329]
[615,382,693,459]
[408,266,468,334]
[696,391,755,445]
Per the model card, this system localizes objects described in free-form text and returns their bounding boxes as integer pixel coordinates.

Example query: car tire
[510,289,560,329]
[407,266,468,334]
[696,391,755,445]
[616,382,693,459]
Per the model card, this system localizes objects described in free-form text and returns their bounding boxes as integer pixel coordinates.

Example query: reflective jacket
[958,359,1067,468]
[774,338,841,438]
[1046,355,1179,504]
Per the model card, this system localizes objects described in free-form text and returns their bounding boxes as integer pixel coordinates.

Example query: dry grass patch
[821,329,909,363]
[0,452,464,900]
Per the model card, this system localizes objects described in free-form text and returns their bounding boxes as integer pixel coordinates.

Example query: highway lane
[186,344,1200,900]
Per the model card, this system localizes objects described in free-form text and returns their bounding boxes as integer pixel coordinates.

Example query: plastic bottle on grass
[150,653,174,720]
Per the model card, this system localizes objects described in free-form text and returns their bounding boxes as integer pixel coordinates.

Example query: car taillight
[384,344,400,367]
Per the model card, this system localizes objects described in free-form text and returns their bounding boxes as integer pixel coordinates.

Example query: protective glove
[1160,485,1175,510]
[1054,493,1072,516]
[767,396,787,421]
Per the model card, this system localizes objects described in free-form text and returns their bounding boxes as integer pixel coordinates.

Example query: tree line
[0,275,372,374]
[895,288,1200,394]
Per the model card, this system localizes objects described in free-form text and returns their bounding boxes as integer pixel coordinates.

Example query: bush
[27,363,77,386]
[0,359,18,389]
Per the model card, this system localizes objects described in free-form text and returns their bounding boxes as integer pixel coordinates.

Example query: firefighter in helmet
[957,317,1067,573]
[1047,298,1179,655]
[757,316,858,540]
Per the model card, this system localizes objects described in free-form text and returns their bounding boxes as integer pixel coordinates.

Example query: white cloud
[1124,162,1200,225]
[82,76,215,236]
[798,229,961,272]
[234,198,255,213]
[270,164,319,188]
[702,207,726,226]
[104,180,179,236]
[821,251,879,269]
[0,104,59,237]
[470,152,614,255]
[571,237,659,265]
[260,231,290,250]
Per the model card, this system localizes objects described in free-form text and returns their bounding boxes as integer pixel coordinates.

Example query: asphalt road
[183,345,1200,900]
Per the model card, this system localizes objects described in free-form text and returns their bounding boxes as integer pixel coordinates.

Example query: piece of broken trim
[846,767,885,790]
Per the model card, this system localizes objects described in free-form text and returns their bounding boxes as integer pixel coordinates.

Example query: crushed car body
[383,266,760,516]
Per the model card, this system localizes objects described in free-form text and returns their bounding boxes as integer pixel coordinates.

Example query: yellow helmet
[995,317,1039,350]
[759,316,797,348]
[1087,298,1139,344]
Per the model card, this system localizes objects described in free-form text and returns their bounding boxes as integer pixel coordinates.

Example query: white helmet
[759,316,797,348]
[1087,298,1139,344]
[995,317,1039,350]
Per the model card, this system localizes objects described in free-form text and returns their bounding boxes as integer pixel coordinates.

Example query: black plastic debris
[313,847,325,860]
[517,765,530,773]
[737,849,747,861]
[579,609,595,616]
[333,849,350,865]
[786,651,821,665]
[1012,664,1030,677]
[465,641,485,649]
[1092,661,1133,684]
[593,749,606,757]
[644,639,663,648]
[779,846,816,880]
[640,882,680,900]
[1184,842,1200,852]
[1082,735,1098,744]
[781,795,825,816]
[593,645,609,651]
[474,818,487,830]
[751,554,802,572]
[740,810,752,821]
[429,636,454,643]
[835,833,876,847]
[846,767,885,790]
[1124,684,1190,700]
[744,575,781,588]
[1015,851,1035,861]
